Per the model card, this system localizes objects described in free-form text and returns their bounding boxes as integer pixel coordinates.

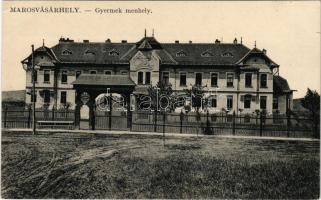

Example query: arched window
[108,49,119,56]
[222,52,233,57]
[201,50,214,57]
[62,49,72,55]
[176,50,187,57]
[84,49,95,55]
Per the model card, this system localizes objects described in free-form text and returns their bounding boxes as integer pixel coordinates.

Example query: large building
[22,34,294,115]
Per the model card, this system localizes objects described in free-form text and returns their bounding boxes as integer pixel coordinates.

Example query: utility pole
[31,45,36,135]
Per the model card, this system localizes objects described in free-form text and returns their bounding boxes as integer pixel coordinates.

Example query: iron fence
[1,107,319,138]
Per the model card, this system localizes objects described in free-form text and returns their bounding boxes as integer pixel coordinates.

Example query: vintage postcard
[1,1,320,199]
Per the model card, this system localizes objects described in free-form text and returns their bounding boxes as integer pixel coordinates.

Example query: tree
[301,88,320,116]
[184,85,207,112]
[147,82,174,112]
[301,88,320,138]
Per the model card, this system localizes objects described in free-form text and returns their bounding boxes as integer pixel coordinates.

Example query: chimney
[262,48,267,54]
[233,38,237,44]
[215,39,220,44]
[121,40,127,43]
[105,38,111,43]
[189,40,192,44]
[83,40,89,43]
[59,37,74,43]
[240,37,243,44]
[175,40,179,44]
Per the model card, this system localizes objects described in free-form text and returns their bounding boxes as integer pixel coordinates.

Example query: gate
[94,110,131,131]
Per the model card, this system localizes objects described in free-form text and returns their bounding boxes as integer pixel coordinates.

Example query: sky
[2,1,320,98]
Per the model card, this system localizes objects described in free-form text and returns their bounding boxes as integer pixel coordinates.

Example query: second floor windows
[227,73,234,87]
[104,70,112,75]
[138,72,144,84]
[211,73,218,87]
[260,74,267,88]
[180,72,186,86]
[90,70,97,74]
[145,72,151,84]
[162,72,170,85]
[195,73,202,86]
[245,73,252,87]
[61,71,68,84]
[44,70,50,83]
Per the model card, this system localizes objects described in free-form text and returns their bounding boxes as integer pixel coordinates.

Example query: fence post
[286,111,290,137]
[163,111,166,146]
[232,111,236,135]
[4,106,8,128]
[91,108,95,131]
[52,107,55,121]
[28,106,32,128]
[260,112,263,137]
[154,110,157,132]
[109,93,112,131]
[180,110,183,134]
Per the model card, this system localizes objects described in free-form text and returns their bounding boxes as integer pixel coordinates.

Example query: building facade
[22,35,294,115]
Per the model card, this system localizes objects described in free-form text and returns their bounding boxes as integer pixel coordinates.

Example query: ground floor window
[44,90,50,103]
[273,97,278,109]
[227,95,233,110]
[60,91,67,104]
[260,96,267,109]
[244,95,251,109]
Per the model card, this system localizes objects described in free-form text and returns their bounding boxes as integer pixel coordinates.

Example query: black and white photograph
[1,1,320,199]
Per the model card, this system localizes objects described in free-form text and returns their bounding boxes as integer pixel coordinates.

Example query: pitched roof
[72,74,136,86]
[24,37,278,67]
[273,75,292,93]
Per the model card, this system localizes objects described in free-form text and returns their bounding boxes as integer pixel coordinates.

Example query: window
[260,96,267,109]
[90,70,97,74]
[162,71,170,85]
[62,49,72,55]
[61,70,68,84]
[222,52,233,57]
[138,71,144,84]
[108,49,119,56]
[244,95,251,109]
[201,50,214,57]
[145,72,151,84]
[245,73,252,87]
[227,95,233,110]
[195,73,202,86]
[31,70,38,83]
[60,91,67,104]
[273,97,278,109]
[76,71,82,78]
[180,72,187,86]
[210,96,217,108]
[44,90,50,103]
[85,50,95,56]
[227,73,234,87]
[31,90,37,102]
[44,70,50,83]
[104,70,112,75]
[260,74,267,88]
[211,73,218,87]
[176,50,187,57]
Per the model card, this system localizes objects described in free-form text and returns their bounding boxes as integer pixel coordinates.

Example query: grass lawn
[1,132,319,199]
